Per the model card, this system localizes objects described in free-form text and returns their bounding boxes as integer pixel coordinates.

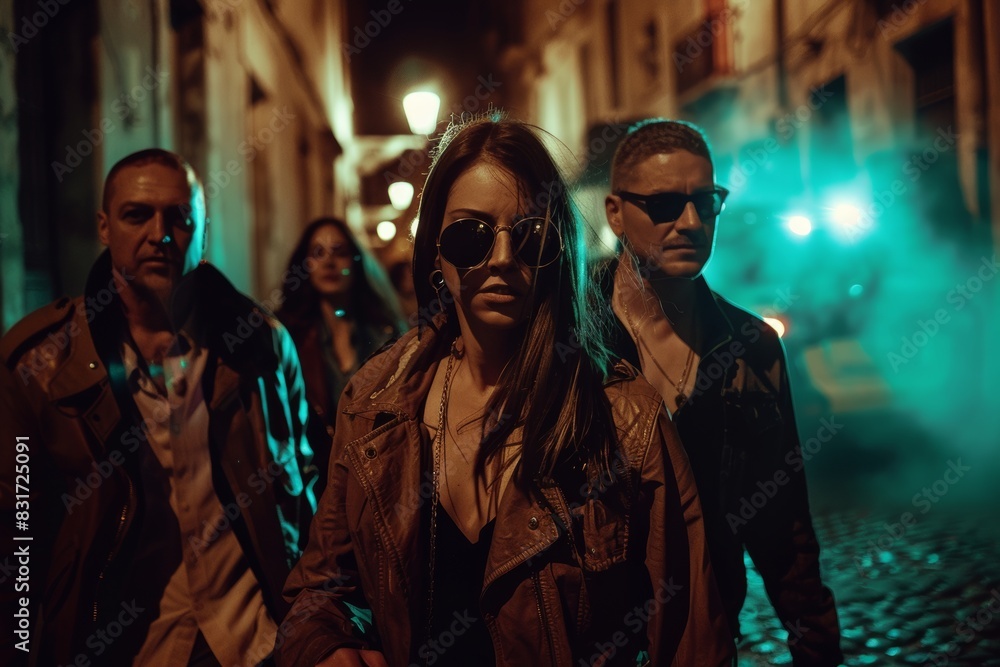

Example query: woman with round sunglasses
[275,115,731,667]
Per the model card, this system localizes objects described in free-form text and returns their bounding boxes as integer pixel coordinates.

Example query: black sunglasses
[615,187,729,224]
[437,217,563,270]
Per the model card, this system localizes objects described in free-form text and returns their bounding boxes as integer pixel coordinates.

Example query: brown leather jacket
[275,320,734,667]
[0,253,317,666]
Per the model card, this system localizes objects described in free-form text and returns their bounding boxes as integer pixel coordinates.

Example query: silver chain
[621,286,697,408]
[425,339,459,659]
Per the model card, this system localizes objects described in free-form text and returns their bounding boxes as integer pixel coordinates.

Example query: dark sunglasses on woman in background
[615,186,729,224]
[437,217,563,270]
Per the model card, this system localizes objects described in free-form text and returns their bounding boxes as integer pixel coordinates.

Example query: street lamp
[402,91,441,135]
[787,215,813,237]
[830,202,863,229]
[388,181,415,210]
[376,221,397,242]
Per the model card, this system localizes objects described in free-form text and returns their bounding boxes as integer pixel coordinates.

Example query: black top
[426,509,496,666]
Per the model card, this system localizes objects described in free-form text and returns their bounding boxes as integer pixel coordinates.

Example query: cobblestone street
[736,506,1000,666]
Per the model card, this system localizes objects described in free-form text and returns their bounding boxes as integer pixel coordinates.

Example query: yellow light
[376,221,397,242]
[763,317,786,337]
[388,181,415,210]
[402,91,441,135]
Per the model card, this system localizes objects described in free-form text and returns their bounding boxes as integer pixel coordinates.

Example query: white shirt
[122,337,277,667]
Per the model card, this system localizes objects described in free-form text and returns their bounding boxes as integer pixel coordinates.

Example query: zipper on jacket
[532,570,559,667]
[92,474,135,622]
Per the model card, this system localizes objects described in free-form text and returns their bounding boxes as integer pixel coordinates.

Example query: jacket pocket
[578,499,627,571]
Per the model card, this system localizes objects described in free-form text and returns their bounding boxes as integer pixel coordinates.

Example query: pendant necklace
[622,291,697,410]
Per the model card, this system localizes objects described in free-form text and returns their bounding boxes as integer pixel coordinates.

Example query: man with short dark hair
[603,120,843,665]
[1,149,316,666]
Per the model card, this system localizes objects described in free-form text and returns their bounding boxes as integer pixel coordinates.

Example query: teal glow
[344,601,373,634]
[755,641,777,653]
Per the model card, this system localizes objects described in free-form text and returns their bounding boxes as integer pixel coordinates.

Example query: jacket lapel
[481,477,567,608]
[44,306,123,444]
[205,355,292,616]
[343,415,425,598]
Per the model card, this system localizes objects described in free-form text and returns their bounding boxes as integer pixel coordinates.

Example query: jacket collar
[69,251,270,408]
[341,316,451,421]
[691,272,736,357]
[603,256,736,364]
[45,302,106,401]
[41,250,132,403]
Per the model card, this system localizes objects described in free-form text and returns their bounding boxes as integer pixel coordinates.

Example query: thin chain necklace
[621,292,697,409]
[425,340,459,658]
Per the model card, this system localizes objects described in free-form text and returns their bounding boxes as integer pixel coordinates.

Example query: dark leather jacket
[0,252,317,666]
[275,319,733,667]
[603,265,843,666]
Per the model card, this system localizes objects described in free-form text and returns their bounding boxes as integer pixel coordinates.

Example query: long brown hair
[412,114,616,487]
[279,217,407,334]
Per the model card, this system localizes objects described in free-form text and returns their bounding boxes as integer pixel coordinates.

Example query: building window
[894,18,969,239]
[895,18,955,141]
[672,1,734,96]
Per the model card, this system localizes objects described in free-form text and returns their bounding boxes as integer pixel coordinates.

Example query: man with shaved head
[603,120,843,665]
[1,149,316,666]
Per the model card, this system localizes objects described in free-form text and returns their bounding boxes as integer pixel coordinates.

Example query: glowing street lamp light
[828,200,871,241]
[388,181,415,210]
[830,203,863,230]
[402,91,440,135]
[376,221,397,243]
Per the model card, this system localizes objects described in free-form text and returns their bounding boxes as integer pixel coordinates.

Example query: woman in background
[278,217,406,469]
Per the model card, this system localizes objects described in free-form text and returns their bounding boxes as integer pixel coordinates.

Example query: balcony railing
[673,8,735,96]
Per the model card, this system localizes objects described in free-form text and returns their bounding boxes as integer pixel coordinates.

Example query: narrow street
[738,406,1000,666]
[740,505,1000,665]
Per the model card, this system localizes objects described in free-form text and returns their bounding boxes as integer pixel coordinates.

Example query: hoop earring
[429,269,446,297]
